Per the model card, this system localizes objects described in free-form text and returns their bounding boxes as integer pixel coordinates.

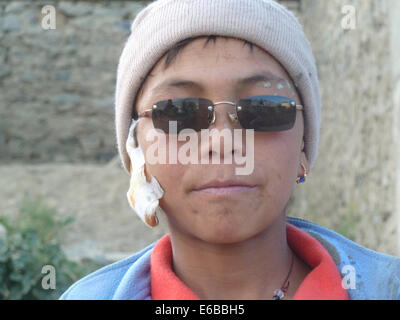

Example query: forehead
[155,36,289,77]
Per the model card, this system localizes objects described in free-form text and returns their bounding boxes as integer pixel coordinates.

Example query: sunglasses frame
[137,95,303,131]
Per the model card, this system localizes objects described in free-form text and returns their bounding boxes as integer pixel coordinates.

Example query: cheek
[144,161,190,226]
[253,132,299,190]
[140,136,189,214]
[145,162,184,193]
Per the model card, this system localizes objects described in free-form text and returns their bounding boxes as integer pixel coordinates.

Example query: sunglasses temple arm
[137,109,153,119]
[131,109,153,147]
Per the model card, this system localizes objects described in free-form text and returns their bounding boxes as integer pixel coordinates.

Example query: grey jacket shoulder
[288,217,400,300]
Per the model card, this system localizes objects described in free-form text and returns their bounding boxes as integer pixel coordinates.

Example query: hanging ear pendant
[296,163,307,184]
[126,119,165,228]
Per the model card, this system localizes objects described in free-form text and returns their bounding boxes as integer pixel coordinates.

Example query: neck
[168,215,301,300]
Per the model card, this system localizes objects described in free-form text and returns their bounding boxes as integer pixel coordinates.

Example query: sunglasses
[137,95,303,133]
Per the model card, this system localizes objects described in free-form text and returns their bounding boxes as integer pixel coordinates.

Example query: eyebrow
[150,71,286,95]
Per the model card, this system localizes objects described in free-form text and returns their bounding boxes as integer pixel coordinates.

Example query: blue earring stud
[296,163,307,184]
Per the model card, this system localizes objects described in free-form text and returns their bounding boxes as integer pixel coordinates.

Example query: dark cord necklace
[272,250,295,300]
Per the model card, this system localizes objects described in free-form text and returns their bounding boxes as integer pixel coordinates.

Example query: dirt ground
[0,161,169,262]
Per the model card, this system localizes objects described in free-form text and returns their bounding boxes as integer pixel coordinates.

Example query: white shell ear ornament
[126,119,165,228]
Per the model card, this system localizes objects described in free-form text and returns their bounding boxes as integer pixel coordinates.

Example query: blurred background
[0,0,399,299]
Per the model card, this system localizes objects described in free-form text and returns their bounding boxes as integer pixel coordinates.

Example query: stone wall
[0,1,149,164]
[289,0,400,255]
[1,0,399,257]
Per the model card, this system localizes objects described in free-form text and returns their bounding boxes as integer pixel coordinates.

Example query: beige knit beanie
[115,0,321,174]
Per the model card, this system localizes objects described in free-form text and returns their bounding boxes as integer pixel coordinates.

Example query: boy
[61,0,400,300]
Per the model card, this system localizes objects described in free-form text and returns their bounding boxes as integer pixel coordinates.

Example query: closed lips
[193,180,256,193]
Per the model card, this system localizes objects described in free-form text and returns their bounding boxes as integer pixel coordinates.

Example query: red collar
[150,223,349,300]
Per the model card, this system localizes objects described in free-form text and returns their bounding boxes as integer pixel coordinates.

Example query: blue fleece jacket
[59,217,400,300]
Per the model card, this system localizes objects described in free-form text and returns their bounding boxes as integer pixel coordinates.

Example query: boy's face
[135,37,308,243]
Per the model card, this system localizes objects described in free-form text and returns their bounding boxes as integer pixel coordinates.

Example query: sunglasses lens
[152,98,213,133]
[237,96,297,131]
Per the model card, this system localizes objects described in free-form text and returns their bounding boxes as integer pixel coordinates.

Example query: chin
[194,220,257,245]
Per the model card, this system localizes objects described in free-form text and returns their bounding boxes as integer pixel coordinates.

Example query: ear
[297,141,310,178]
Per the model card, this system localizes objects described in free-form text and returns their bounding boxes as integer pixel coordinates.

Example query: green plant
[0,197,105,300]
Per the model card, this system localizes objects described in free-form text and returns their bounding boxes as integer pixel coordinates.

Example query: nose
[201,100,245,164]
[209,100,239,129]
